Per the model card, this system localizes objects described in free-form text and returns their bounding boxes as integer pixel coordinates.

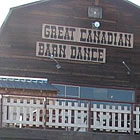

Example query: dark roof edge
[0,0,139,33]
[123,0,140,9]
[0,0,51,34]
[0,9,12,33]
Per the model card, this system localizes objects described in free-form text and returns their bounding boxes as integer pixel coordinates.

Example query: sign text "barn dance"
[36,41,106,63]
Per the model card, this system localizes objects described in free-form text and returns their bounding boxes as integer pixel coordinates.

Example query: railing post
[44,97,47,129]
[88,101,91,132]
[130,104,134,135]
[0,94,3,127]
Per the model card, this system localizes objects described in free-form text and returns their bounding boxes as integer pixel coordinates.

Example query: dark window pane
[66,86,79,97]
[107,89,135,102]
[93,88,108,100]
[80,87,93,99]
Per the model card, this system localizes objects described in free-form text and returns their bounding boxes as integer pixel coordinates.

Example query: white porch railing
[0,94,140,134]
[2,96,45,128]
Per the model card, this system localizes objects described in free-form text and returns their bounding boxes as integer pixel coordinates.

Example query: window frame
[52,83,136,103]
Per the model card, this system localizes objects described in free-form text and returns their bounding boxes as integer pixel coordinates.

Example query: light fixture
[92,21,101,29]
[122,61,131,75]
[50,55,61,69]
[56,63,61,69]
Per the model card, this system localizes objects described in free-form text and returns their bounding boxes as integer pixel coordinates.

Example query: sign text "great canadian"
[42,24,133,48]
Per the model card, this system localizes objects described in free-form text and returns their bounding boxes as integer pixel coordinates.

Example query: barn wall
[0,0,140,101]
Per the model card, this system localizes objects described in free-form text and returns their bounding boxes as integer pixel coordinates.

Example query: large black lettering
[87,30,92,42]
[43,25,50,38]
[125,34,132,47]
[64,28,70,40]
[38,42,45,55]
[58,27,64,39]
[45,43,51,56]
[69,28,76,40]
[80,29,86,42]
[98,49,104,62]
[114,33,117,45]
[52,44,58,57]
[59,45,66,58]
[118,34,124,46]
[51,26,57,39]
[108,32,113,45]
[91,48,97,61]
[77,47,83,60]
[93,31,100,43]
[84,48,90,60]
[101,32,106,44]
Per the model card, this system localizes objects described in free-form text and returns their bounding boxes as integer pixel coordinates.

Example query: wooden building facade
[0,0,139,103]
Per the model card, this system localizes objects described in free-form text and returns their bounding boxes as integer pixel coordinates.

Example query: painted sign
[36,41,106,63]
[42,24,133,48]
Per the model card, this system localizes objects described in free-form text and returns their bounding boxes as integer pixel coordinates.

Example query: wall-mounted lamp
[122,61,131,75]
[50,55,61,69]
[92,21,101,29]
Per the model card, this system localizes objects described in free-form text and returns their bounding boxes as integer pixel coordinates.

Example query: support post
[44,97,47,129]
[88,101,91,132]
[0,94,3,127]
[130,104,134,135]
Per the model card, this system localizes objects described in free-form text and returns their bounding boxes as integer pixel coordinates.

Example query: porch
[0,94,140,135]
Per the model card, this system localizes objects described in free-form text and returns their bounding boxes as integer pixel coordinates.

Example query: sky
[0,0,140,27]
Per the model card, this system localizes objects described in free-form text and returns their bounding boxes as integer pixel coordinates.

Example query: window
[107,89,135,102]
[93,88,108,100]
[66,85,79,97]
[53,84,135,103]
[80,87,93,99]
